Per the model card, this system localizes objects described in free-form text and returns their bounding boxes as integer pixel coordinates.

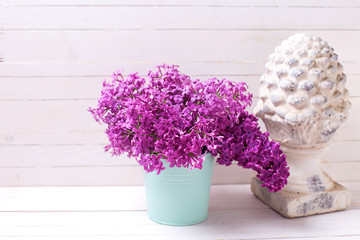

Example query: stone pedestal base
[251,177,351,218]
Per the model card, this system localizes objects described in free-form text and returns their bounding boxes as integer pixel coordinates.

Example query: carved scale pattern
[254,33,351,146]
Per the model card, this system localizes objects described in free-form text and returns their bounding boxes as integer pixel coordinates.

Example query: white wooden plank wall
[0,0,359,186]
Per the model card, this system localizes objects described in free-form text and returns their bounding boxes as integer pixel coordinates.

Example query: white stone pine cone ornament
[254,33,351,147]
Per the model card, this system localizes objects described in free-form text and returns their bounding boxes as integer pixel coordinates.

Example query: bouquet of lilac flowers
[89,64,289,192]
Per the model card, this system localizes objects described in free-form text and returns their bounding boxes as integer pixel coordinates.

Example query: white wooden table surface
[1,183,359,240]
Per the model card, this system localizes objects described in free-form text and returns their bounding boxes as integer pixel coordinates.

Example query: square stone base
[250,177,351,218]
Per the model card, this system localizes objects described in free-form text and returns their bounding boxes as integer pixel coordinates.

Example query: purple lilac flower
[89,64,290,192]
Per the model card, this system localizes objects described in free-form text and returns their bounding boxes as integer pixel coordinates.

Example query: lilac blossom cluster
[89,64,289,192]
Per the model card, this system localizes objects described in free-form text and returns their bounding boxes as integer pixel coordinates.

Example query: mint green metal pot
[144,154,214,226]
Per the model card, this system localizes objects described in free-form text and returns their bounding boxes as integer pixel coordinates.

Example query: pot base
[251,177,351,218]
[147,213,208,226]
